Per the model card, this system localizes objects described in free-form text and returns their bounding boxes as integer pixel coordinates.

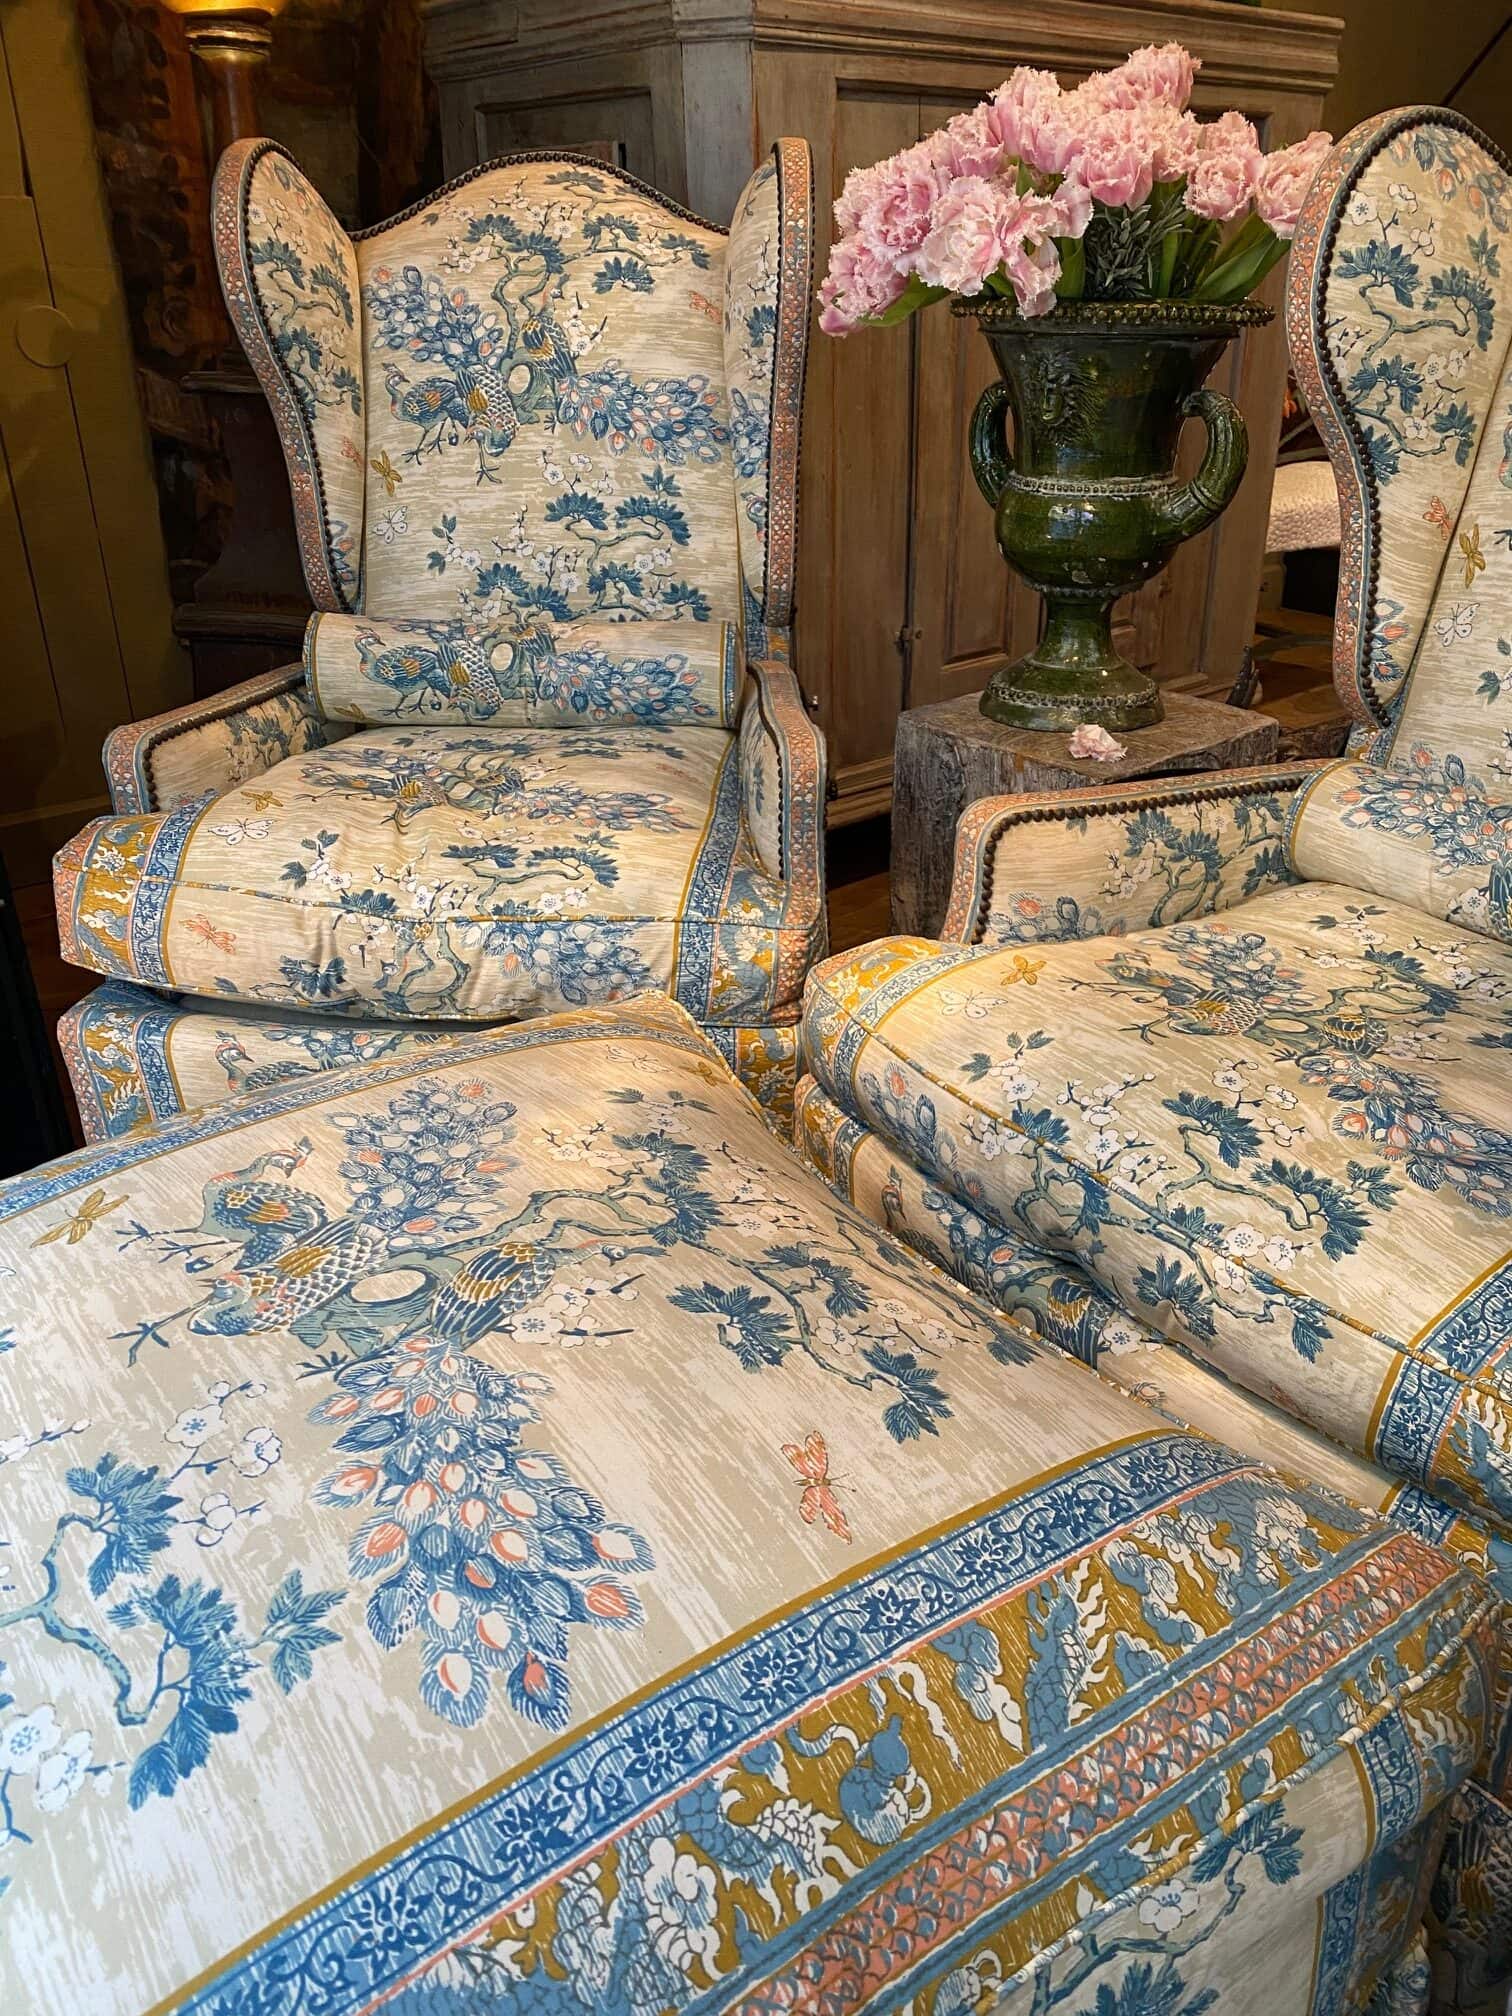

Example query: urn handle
[1158,388,1249,544]
[968,380,1015,507]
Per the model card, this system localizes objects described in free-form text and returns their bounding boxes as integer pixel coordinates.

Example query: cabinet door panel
[475,91,656,182]
[907,97,1040,711]
[815,90,920,808]
[910,290,1041,708]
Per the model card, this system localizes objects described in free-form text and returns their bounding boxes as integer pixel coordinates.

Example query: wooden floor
[828,814,893,952]
[16,878,90,1147]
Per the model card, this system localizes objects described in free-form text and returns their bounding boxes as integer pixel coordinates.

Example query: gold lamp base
[160,0,287,158]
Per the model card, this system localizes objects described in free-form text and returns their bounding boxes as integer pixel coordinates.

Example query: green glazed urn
[962,297,1273,732]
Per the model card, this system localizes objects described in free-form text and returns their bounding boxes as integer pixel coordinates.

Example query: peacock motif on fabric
[364,191,728,489]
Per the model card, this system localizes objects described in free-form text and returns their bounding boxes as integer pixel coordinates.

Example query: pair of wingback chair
[56,137,825,1132]
[43,98,1512,2008]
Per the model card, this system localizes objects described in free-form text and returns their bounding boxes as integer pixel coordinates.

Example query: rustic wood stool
[891,691,1280,937]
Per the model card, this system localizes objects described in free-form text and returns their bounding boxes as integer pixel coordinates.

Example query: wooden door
[0,0,181,888]
[799,89,921,820]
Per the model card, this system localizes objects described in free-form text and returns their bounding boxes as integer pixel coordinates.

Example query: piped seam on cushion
[67,870,827,934]
[807,971,1496,1385]
[963,766,1319,944]
[807,1087,1493,1521]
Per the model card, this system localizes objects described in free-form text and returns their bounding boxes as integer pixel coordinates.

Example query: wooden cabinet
[423,0,1343,821]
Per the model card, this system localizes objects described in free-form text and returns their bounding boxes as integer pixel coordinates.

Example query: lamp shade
[160,0,289,15]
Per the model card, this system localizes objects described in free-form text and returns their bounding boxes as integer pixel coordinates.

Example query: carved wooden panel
[474,93,650,177]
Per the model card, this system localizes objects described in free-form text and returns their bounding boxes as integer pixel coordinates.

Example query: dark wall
[1260,2,1510,152]
[78,0,439,610]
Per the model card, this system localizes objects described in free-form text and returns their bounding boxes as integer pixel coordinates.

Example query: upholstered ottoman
[0,996,1502,2012]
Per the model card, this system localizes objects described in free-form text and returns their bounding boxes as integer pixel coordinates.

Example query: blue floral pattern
[352,164,741,629]
[306,610,739,728]
[64,143,825,1132]
[57,716,822,1032]
[0,1002,1496,2010]
[804,881,1512,1532]
[1314,119,1512,719]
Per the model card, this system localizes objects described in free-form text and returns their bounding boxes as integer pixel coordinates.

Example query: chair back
[214,142,813,675]
[1286,109,1512,938]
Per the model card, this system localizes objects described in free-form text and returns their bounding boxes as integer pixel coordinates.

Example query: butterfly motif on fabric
[185,913,238,953]
[782,1430,852,1544]
[1460,522,1486,587]
[30,1185,128,1248]
[1434,603,1479,648]
[370,449,404,496]
[210,818,273,847]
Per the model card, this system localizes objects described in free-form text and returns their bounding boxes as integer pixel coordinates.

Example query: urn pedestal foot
[979,595,1163,731]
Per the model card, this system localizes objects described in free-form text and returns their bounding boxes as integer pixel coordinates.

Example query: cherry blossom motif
[1138,1877,1202,1933]
[0,1705,59,1777]
[195,1493,239,1548]
[237,1426,282,1477]
[34,1731,93,1814]
[166,1399,224,1450]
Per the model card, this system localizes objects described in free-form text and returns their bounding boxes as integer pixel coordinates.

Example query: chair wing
[217,139,816,663]
[1288,109,1512,736]
[214,138,367,612]
[723,140,815,654]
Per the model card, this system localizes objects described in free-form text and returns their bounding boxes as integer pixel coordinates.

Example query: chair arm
[737,658,828,921]
[942,761,1324,946]
[103,664,329,814]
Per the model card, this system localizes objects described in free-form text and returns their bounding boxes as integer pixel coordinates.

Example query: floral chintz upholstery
[804,873,1512,1534]
[305,612,744,727]
[59,722,805,1022]
[797,109,1512,2012]
[56,141,823,1139]
[2,997,1503,2012]
[795,1069,1512,1610]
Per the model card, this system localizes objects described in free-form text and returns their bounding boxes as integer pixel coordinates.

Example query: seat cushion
[57,722,816,1027]
[60,982,804,1141]
[803,881,1512,1535]
[59,980,472,1140]
[796,1073,1512,1624]
[0,996,1499,2012]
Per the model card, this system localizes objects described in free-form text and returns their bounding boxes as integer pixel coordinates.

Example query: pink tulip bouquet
[819,43,1331,333]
